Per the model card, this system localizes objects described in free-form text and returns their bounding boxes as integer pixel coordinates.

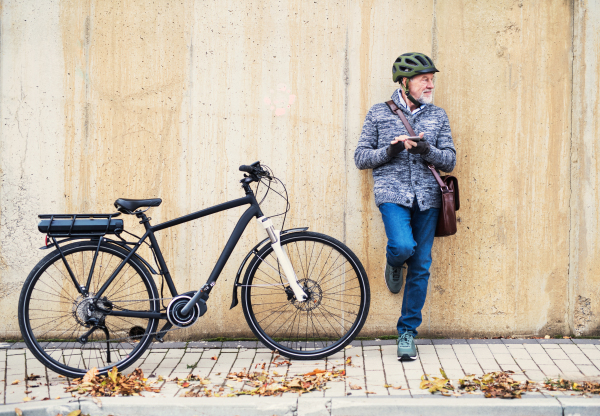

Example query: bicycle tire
[241,231,370,360]
[18,241,159,378]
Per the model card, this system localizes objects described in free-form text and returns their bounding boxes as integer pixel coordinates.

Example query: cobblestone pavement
[2,339,600,405]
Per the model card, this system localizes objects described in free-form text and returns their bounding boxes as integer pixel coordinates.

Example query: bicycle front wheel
[18,241,159,378]
[241,231,370,360]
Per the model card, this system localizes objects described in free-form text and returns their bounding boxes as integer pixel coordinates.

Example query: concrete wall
[1,0,598,339]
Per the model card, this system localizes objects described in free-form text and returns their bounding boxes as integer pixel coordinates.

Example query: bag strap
[385,100,449,193]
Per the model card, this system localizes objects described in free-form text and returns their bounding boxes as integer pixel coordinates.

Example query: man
[354,52,456,360]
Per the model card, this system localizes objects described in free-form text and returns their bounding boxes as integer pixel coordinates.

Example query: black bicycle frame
[92,192,264,320]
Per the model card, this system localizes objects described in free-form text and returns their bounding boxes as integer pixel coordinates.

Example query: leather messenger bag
[386,100,459,237]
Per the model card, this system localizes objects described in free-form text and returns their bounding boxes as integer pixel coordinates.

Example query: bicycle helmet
[392,52,439,106]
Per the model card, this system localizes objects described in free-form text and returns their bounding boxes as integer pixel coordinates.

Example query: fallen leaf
[440,368,448,380]
[12,380,19,385]
[366,391,376,394]
[344,345,352,349]
[66,410,81,416]
[304,369,326,377]
[83,367,99,383]
[349,383,362,390]
[92,396,102,408]
[108,367,119,384]
[22,397,32,402]
[211,356,218,360]
[15,409,23,416]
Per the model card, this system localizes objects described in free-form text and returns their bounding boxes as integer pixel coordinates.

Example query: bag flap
[441,176,459,211]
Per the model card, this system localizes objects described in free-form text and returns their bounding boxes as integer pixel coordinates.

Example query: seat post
[136,212,152,230]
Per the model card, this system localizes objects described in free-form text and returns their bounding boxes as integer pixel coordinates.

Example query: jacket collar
[391,89,428,115]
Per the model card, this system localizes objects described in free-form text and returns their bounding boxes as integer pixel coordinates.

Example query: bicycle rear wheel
[241,231,370,360]
[18,241,159,378]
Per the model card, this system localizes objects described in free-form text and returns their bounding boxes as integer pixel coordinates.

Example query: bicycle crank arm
[258,217,307,302]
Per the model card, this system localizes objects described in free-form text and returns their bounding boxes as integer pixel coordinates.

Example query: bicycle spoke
[22,243,158,378]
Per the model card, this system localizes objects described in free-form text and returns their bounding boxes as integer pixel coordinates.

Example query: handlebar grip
[239,165,253,173]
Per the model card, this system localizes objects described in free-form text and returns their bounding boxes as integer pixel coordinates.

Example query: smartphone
[406,136,422,141]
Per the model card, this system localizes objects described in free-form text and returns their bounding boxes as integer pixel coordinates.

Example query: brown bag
[386,100,459,237]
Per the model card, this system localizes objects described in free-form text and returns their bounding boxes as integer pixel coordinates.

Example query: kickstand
[99,325,111,363]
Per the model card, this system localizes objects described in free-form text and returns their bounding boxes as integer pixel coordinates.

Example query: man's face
[404,73,435,104]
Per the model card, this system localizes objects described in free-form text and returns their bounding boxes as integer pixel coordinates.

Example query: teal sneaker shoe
[384,262,405,294]
[397,332,418,361]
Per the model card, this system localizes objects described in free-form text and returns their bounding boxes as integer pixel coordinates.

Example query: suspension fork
[258,216,307,302]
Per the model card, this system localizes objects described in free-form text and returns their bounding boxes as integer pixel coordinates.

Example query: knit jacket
[354,90,456,210]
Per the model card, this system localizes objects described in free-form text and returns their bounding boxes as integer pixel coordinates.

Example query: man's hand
[387,135,406,157]
[402,132,425,151]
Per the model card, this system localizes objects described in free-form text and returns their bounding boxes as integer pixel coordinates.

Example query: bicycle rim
[19,242,159,377]
[242,232,370,359]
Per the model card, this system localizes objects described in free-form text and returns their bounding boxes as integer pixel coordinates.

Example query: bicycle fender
[229,226,309,309]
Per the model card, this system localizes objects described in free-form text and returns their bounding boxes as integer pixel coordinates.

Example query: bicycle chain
[69,296,185,346]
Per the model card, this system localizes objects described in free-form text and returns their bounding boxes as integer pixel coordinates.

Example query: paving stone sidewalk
[2,339,600,405]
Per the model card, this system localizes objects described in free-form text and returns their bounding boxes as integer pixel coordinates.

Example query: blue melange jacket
[354,90,456,210]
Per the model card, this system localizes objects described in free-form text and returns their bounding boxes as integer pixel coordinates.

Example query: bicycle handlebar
[239,162,271,181]
[239,164,255,174]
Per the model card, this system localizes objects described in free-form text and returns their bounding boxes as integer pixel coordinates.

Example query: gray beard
[417,91,434,104]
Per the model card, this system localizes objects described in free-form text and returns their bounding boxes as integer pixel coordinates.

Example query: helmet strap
[401,78,421,108]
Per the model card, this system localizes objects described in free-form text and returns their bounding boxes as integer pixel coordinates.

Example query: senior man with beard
[354,53,456,360]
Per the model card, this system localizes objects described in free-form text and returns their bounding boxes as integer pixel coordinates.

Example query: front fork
[258,216,308,302]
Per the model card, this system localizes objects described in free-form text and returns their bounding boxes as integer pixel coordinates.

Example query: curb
[2,396,600,416]
[0,338,598,349]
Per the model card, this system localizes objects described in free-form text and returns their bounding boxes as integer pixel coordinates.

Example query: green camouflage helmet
[392,52,439,83]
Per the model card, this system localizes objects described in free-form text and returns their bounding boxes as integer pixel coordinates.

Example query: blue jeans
[379,201,439,336]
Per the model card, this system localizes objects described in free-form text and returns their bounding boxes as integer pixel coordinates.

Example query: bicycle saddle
[114,198,162,213]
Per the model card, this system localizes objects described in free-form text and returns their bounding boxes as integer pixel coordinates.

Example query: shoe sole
[397,351,418,361]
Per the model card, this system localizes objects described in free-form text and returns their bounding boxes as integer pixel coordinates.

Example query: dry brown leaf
[12,380,19,385]
[92,396,102,408]
[366,391,376,394]
[15,408,23,416]
[349,383,362,390]
[304,369,326,377]
[211,356,218,360]
[82,368,99,383]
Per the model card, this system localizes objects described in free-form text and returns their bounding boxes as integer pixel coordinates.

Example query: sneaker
[397,332,418,361]
[384,262,405,294]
